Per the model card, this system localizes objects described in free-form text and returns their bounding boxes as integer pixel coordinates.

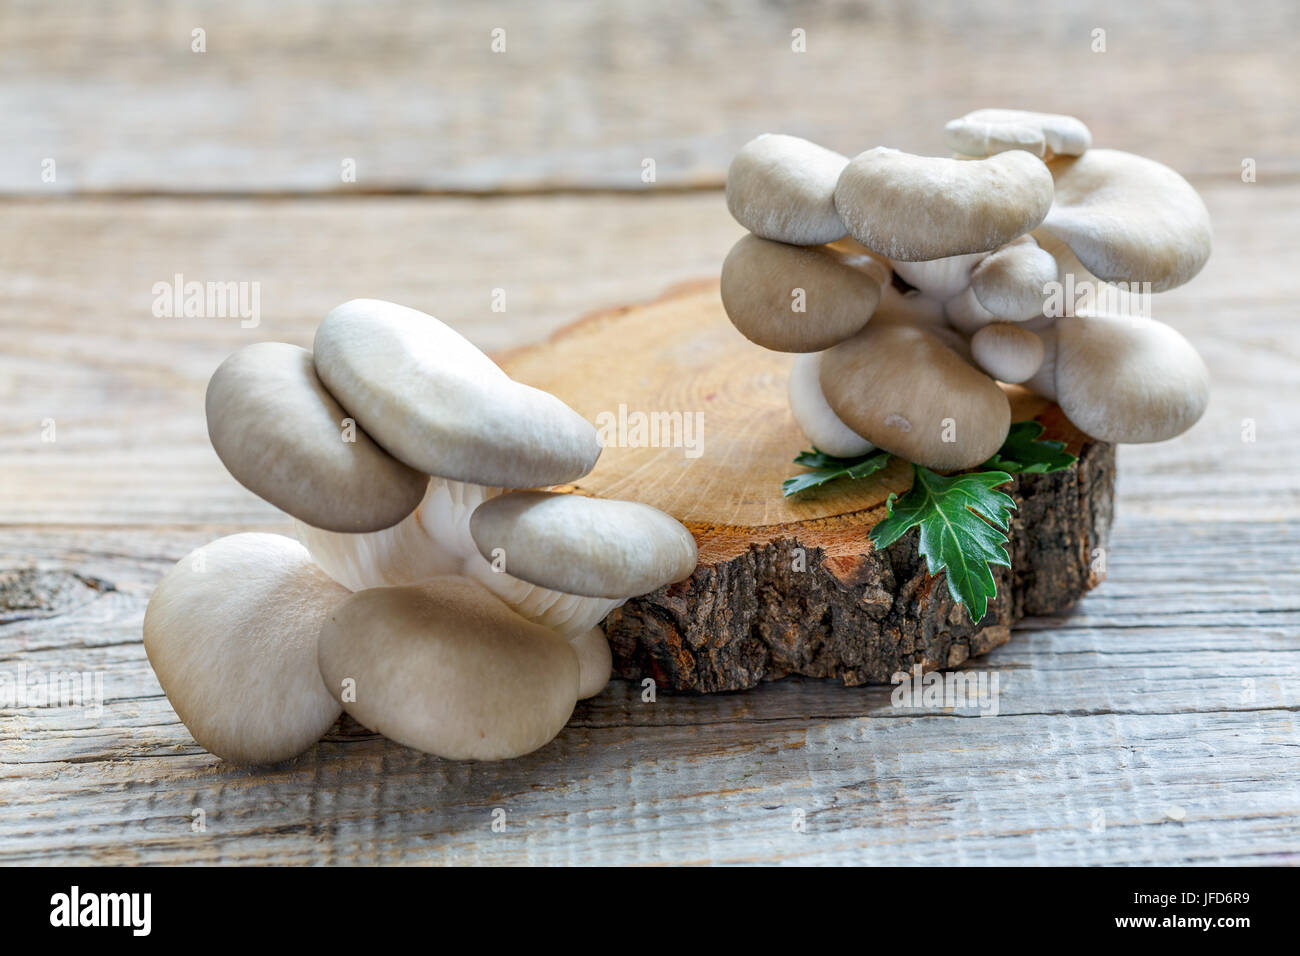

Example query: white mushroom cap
[788,351,876,458]
[725,134,849,246]
[891,252,986,301]
[970,238,1060,320]
[206,342,428,533]
[314,299,601,488]
[470,491,698,599]
[1042,149,1212,292]
[317,577,579,761]
[1054,314,1210,442]
[834,147,1054,261]
[295,477,621,638]
[143,533,348,764]
[720,234,884,352]
[970,323,1046,384]
[945,109,1091,158]
[820,321,1011,471]
[571,626,613,700]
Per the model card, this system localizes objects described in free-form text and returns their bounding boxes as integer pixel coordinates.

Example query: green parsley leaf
[981,420,1075,474]
[781,448,894,497]
[869,466,1016,624]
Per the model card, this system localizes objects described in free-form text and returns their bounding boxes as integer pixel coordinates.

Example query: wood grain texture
[2,0,1298,194]
[1,520,1296,865]
[1,0,1298,861]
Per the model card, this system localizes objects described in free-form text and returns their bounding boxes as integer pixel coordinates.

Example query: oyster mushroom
[970,237,1060,320]
[820,321,1010,471]
[143,533,348,764]
[834,147,1054,261]
[725,133,849,245]
[206,342,427,533]
[1053,313,1210,442]
[294,298,623,637]
[469,491,698,600]
[1042,149,1212,293]
[970,323,1046,384]
[787,350,876,458]
[314,298,601,488]
[944,108,1092,159]
[720,234,886,352]
[317,577,579,761]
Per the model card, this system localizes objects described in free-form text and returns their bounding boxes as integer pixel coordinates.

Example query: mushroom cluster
[722,109,1212,469]
[144,299,698,763]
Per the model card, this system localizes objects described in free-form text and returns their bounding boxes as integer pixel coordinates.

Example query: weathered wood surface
[2,0,1298,865]
[2,0,1298,194]
[1,181,1297,864]
[501,283,1115,690]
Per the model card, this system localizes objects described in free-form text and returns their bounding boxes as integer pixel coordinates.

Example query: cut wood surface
[1,0,1298,866]
[501,282,1115,691]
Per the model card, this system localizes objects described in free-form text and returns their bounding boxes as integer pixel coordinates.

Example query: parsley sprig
[782,421,1075,622]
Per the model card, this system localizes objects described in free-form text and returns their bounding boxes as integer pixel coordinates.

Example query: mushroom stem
[296,476,622,637]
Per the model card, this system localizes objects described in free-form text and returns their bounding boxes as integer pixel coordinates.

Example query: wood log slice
[498,280,1115,692]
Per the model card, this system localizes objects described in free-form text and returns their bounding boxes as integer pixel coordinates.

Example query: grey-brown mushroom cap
[787,351,876,458]
[317,577,579,761]
[143,533,348,764]
[1054,314,1210,443]
[206,342,429,533]
[820,322,1011,471]
[314,299,602,489]
[725,133,849,245]
[720,235,883,352]
[1042,149,1212,293]
[834,147,1054,261]
[470,491,698,599]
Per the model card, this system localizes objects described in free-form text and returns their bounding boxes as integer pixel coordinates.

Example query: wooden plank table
[1,1,1297,865]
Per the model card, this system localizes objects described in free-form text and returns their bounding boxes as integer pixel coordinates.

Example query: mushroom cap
[1042,149,1212,293]
[571,626,614,700]
[820,321,1011,471]
[834,147,1054,261]
[143,533,347,764]
[206,342,428,533]
[970,322,1046,384]
[720,234,883,352]
[1054,314,1210,443]
[788,351,876,458]
[314,299,602,488]
[725,133,849,245]
[945,109,1091,158]
[970,238,1060,320]
[891,252,986,301]
[317,577,579,761]
[469,490,698,599]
